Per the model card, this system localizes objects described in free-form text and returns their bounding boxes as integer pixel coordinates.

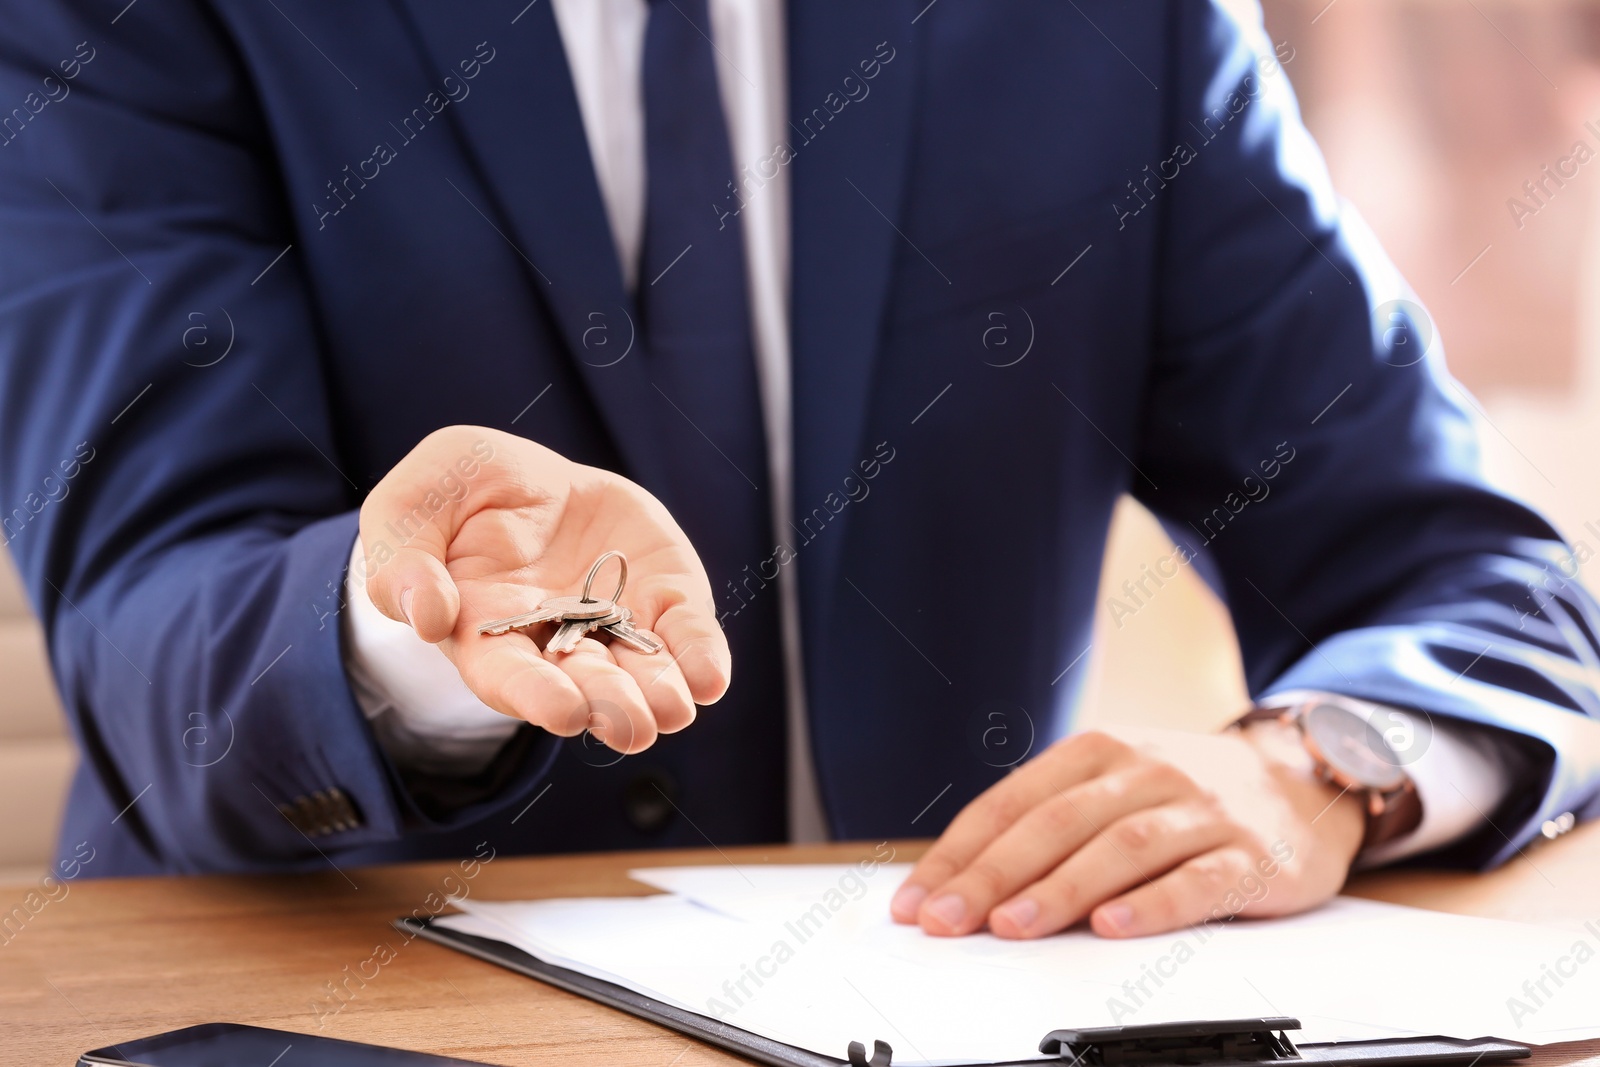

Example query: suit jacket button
[278,787,362,837]
[623,770,677,834]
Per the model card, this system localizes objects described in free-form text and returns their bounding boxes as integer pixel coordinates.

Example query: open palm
[358,427,728,754]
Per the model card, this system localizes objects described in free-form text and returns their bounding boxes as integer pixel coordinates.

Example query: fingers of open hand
[1088,846,1263,939]
[458,634,589,735]
[890,731,1135,927]
[548,639,659,754]
[649,600,731,705]
[988,800,1238,939]
[902,759,1199,937]
[453,630,669,755]
[611,636,697,735]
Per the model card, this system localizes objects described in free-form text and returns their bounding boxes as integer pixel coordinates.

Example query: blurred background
[1081,0,1600,733]
[5,0,1600,878]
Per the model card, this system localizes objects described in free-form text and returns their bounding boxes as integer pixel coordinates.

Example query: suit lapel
[788,1,919,620]
[395,1,669,491]
[395,0,920,600]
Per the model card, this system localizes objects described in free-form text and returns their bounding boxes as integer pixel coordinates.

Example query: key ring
[581,550,627,605]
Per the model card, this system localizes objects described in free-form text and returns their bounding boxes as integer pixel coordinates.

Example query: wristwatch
[1237,694,1423,852]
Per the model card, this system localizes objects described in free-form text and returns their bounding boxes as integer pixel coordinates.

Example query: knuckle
[1141,759,1194,795]
[1093,771,1130,804]
[1110,815,1154,854]
[913,851,962,887]
[1039,793,1088,834]
[1186,852,1234,896]
[1141,882,1179,925]
[964,859,1012,899]
[978,789,1030,828]
[1073,730,1122,760]
[1040,872,1082,917]
[1084,768,1138,813]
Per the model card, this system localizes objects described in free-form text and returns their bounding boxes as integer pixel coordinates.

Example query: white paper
[436,864,1600,1065]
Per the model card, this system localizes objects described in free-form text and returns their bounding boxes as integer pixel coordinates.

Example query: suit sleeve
[1137,0,1600,867]
[0,1,552,872]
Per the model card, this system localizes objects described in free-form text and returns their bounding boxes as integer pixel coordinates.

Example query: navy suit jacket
[4,0,1600,877]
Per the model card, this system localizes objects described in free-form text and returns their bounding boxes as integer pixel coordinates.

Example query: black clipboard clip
[1039,1017,1301,1064]
[849,1017,1529,1067]
[1035,1017,1529,1067]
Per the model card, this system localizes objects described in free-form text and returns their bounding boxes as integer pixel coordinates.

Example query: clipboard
[395,916,1531,1067]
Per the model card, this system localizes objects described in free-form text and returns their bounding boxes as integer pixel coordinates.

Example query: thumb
[362,543,460,643]
[358,427,497,642]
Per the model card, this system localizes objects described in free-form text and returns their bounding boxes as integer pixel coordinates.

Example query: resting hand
[890,724,1365,939]
[357,426,728,754]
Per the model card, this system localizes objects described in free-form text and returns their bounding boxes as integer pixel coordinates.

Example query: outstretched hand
[358,426,729,754]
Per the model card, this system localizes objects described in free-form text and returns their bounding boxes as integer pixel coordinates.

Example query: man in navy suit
[3,0,1599,941]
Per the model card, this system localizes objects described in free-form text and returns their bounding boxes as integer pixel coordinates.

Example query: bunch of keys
[477,550,664,655]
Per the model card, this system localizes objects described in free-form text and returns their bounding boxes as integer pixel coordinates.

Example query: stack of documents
[435,862,1600,1064]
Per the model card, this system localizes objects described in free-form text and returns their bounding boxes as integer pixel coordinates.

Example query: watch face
[1302,702,1408,791]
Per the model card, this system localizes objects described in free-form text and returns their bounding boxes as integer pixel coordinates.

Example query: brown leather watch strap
[1236,704,1291,727]
[1362,777,1423,851]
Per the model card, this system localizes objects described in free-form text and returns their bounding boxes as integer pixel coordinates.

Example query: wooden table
[3,831,1598,1066]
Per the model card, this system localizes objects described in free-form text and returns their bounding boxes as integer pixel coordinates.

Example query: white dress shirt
[343,0,1505,859]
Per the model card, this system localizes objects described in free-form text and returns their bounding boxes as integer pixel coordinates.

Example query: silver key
[600,614,664,655]
[477,594,620,637]
[545,615,602,653]
[477,610,551,637]
[476,551,660,656]
[548,603,639,654]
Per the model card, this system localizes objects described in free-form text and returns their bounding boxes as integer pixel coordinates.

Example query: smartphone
[79,1023,497,1067]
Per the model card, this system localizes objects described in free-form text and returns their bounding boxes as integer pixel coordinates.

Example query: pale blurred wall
[0,550,73,883]
[1080,0,1600,734]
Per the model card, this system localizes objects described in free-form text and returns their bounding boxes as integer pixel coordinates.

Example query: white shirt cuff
[342,537,522,776]
[1264,690,1513,866]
